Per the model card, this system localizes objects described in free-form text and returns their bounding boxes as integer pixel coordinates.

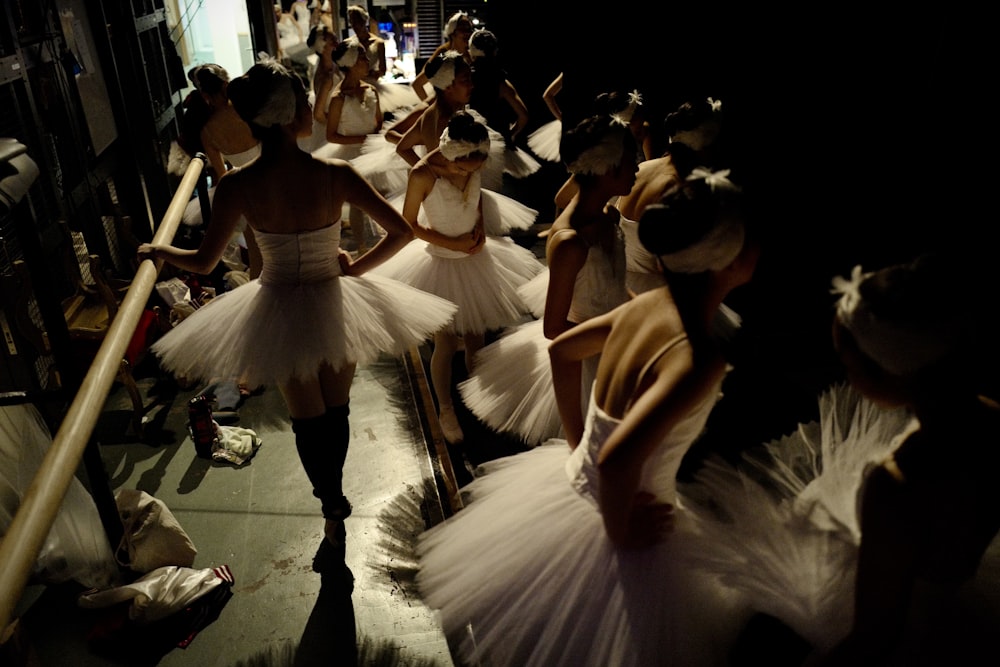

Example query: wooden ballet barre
[0,154,207,632]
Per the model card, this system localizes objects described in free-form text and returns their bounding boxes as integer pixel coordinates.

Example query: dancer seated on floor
[416,170,759,666]
[138,56,457,581]
[372,111,543,445]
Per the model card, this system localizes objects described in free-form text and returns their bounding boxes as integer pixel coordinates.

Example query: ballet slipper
[438,404,464,444]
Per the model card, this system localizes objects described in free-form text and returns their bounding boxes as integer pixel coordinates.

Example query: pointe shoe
[438,405,464,444]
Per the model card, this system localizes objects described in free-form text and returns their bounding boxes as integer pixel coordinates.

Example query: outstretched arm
[138,170,244,274]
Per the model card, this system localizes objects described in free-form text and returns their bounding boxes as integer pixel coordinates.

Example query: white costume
[151,223,457,388]
[419,360,749,666]
[459,214,629,445]
[372,169,542,335]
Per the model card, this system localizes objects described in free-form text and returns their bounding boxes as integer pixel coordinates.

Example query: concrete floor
[16,350,463,667]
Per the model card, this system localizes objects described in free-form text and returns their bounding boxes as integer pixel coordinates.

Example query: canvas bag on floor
[115,489,197,573]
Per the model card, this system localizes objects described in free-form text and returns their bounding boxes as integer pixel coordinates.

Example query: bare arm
[200,127,228,182]
[337,164,414,274]
[401,165,482,253]
[395,114,426,166]
[543,72,563,121]
[384,103,426,144]
[553,176,578,214]
[500,79,530,141]
[595,345,716,548]
[549,310,616,447]
[138,170,244,274]
[822,468,917,665]
[543,227,588,339]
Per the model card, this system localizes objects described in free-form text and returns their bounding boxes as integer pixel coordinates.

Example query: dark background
[483,4,997,456]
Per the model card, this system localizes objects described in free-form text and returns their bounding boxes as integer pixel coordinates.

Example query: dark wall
[486,4,996,452]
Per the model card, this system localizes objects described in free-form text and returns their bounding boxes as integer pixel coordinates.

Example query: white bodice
[256,223,343,286]
[567,361,724,507]
[419,172,481,258]
[619,214,667,294]
[336,88,379,136]
[567,217,629,323]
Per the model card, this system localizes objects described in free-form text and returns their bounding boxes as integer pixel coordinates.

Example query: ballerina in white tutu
[459,113,638,445]
[138,56,457,576]
[411,11,473,103]
[417,174,759,666]
[345,4,420,115]
[351,50,476,199]
[372,111,544,444]
[618,95,726,295]
[313,40,385,252]
[172,64,260,183]
[683,253,1000,665]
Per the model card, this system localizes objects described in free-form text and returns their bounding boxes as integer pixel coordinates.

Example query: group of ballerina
[147,12,1000,667]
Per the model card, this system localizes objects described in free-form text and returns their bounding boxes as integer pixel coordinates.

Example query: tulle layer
[374,80,421,113]
[527,119,562,162]
[417,443,750,667]
[680,383,916,651]
[371,237,542,335]
[151,273,457,387]
[459,319,562,445]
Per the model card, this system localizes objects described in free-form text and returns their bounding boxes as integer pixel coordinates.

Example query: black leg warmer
[291,403,352,520]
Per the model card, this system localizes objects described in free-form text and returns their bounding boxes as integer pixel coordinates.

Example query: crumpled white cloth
[212,425,261,466]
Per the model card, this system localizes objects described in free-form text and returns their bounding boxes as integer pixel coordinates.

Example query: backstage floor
[14,340,537,667]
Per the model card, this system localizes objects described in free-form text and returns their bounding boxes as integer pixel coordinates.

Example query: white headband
[428,52,461,90]
[336,43,362,68]
[438,126,491,161]
[657,168,744,273]
[658,218,745,274]
[251,55,297,127]
[565,118,629,176]
[832,265,957,377]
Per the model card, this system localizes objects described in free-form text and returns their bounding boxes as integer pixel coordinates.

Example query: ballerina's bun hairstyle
[426,50,469,91]
[560,114,636,177]
[227,55,303,136]
[332,40,365,68]
[666,97,723,153]
[438,110,491,160]
[188,64,229,96]
[468,29,498,59]
[638,168,745,274]
[832,255,979,378]
[346,4,369,23]
[307,24,335,54]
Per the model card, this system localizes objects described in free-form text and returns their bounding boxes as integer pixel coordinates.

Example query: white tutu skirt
[351,135,414,198]
[679,384,918,653]
[417,442,750,667]
[518,267,548,318]
[151,273,457,388]
[459,319,561,445]
[312,139,365,162]
[371,237,542,335]
[527,119,562,163]
[374,79,421,114]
